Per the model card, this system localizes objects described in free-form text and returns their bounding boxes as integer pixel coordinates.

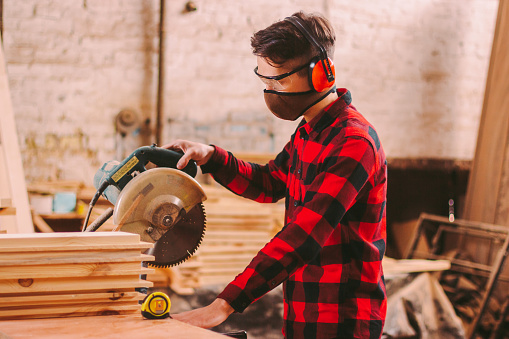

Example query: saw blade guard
[113,168,206,244]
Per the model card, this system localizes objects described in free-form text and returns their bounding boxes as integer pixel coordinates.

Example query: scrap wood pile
[169,184,285,290]
[384,272,466,339]
[404,213,509,339]
[0,232,153,320]
[439,252,509,338]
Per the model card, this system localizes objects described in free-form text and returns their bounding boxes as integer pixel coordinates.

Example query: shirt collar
[298,88,352,137]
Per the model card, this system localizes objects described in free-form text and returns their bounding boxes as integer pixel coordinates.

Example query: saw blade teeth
[147,202,206,267]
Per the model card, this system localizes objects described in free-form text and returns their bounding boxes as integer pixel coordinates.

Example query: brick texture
[2,0,498,183]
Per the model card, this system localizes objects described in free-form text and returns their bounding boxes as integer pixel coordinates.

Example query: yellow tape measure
[141,292,171,319]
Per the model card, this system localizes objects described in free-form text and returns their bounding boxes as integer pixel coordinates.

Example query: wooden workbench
[0,314,227,338]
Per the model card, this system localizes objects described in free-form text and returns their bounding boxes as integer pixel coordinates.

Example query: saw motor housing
[93,146,198,205]
[88,145,207,267]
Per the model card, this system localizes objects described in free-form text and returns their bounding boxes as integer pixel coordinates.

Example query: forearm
[201,145,287,203]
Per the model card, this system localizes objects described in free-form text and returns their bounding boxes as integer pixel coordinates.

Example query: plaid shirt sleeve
[201,142,291,204]
[201,134,379,312]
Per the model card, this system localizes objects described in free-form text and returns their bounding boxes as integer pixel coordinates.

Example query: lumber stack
[174,184,284,288]
[0,231,154,320]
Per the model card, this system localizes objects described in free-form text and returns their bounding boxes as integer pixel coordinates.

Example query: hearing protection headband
[284,16,335,83]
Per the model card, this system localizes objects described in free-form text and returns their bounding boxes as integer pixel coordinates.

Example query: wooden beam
[0,207,15,215]
[32,212,54,233]
[464,0,509,226]
[0,43,33,232]
[0,146,10,199]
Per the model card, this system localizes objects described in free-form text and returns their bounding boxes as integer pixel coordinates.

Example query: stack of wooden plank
[0,231,154,320]
[174,184,284,288]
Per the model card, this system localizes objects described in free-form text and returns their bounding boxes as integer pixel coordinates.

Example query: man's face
[255,56,312,92]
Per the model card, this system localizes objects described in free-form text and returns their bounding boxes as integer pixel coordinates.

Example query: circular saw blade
[147,203,206,268]
[111,167,207,267]
[113,167,206,244]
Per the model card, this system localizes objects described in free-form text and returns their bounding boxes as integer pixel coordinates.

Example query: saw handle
[135,146,197,178]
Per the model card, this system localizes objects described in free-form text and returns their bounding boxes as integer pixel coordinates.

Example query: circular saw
[82,145,207,268]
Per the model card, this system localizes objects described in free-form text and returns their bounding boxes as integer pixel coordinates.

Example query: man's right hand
[161,139,215,170]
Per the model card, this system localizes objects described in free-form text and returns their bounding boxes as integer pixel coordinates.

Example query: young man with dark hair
[167,11,387,339]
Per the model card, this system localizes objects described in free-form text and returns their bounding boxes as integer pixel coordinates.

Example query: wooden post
[464,0,509,226]
[0,44,33,232]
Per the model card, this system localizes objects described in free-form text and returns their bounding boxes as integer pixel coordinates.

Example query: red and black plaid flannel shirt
[201,88,387,339]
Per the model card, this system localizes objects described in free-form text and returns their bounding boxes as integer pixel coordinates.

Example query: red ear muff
[308,56,335,92]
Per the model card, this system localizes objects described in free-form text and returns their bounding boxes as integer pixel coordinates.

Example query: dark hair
[251,11,336,65]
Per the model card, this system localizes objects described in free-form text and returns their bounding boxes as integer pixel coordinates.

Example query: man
[167,11,387,339]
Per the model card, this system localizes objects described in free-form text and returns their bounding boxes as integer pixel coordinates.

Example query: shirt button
[297,169,301,174]
[271,280,276,286]
[294,201,298,207]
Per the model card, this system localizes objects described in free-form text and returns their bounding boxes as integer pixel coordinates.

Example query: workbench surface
[0,314,227,338]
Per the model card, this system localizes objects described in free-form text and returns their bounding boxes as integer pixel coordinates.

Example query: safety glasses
[254,62,308,91]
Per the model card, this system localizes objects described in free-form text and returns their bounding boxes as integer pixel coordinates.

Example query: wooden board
[382,257,451,276]
[0,303,141,320]
[0,243,152,253]
[0,276,152,295]
[0,291,142,307]
[464,0,509,227]
[0,314,228,338]
[31,213,54,233]
[0,250,152,263]
[0,231,144,247]
[0,45,33,233]
[0,262,153,279]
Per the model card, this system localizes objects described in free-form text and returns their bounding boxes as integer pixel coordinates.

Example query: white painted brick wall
[2,0,498,183]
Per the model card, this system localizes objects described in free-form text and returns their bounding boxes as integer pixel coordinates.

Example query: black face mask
[264,86,337,121]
